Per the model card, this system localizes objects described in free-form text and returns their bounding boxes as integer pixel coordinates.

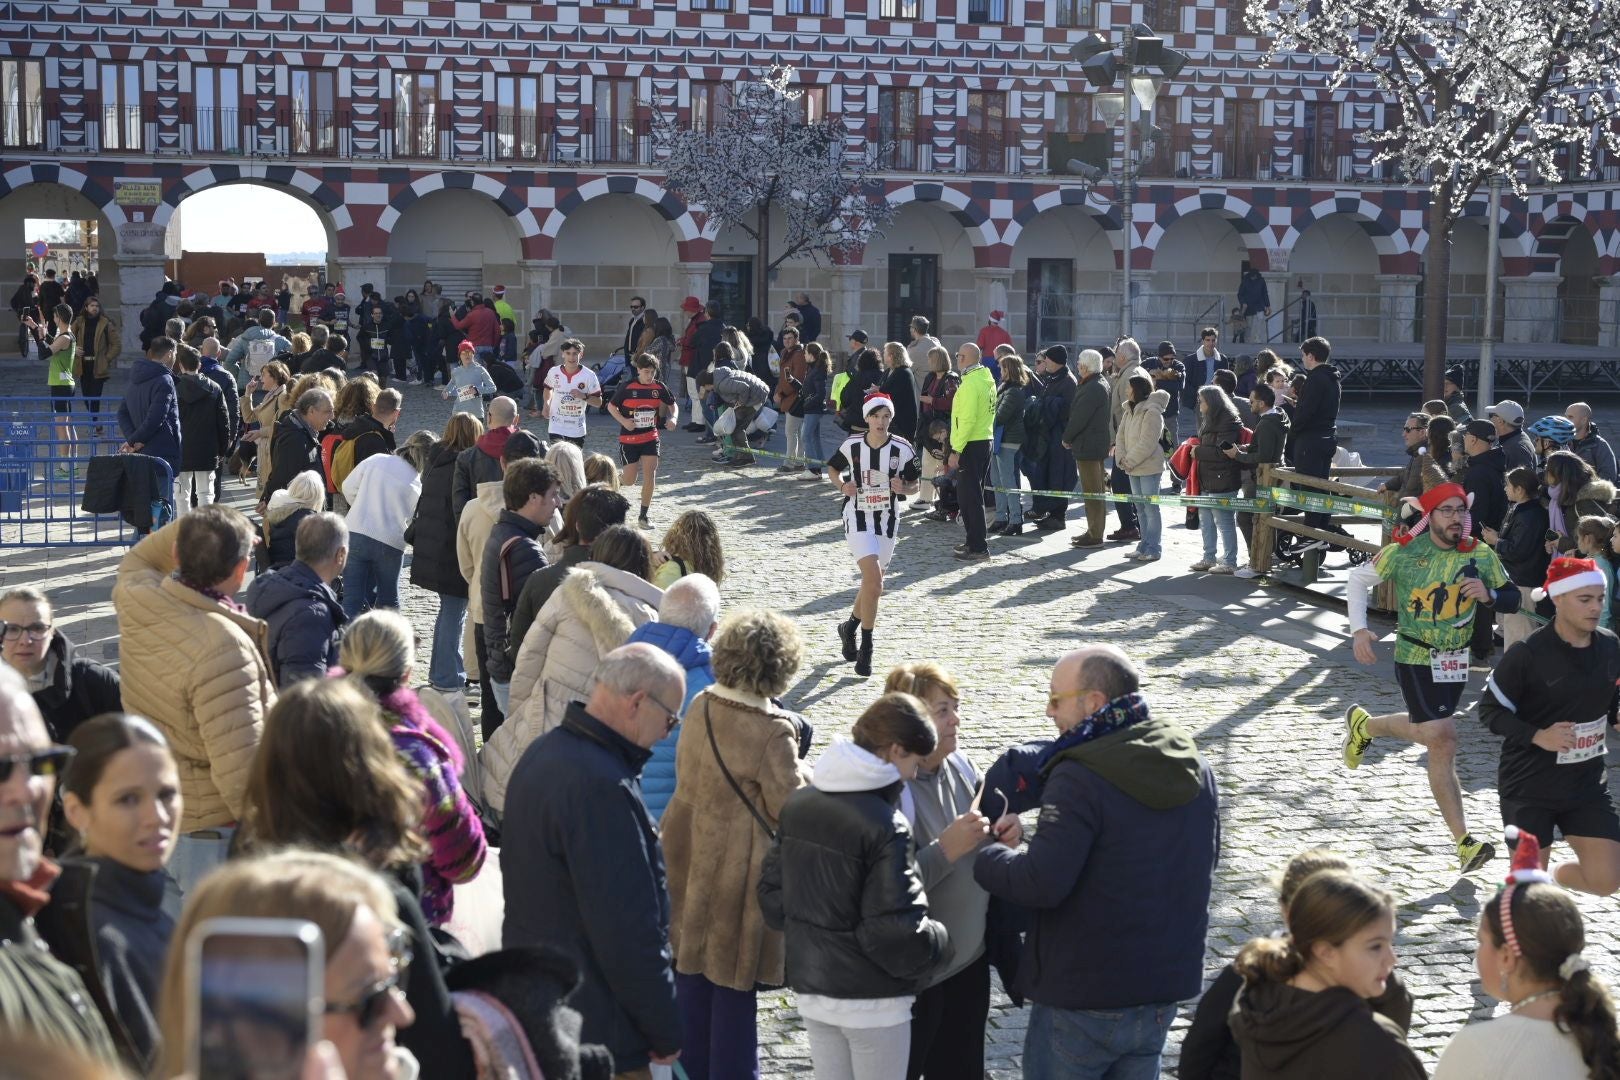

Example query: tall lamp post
[1069,25,1187,340]
[1476,172,1504,411]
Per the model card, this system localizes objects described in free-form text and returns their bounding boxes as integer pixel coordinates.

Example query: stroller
[594,352,631,413]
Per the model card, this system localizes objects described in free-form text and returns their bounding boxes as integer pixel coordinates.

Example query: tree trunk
[1420,180,1452,401]
[755,201,771,328]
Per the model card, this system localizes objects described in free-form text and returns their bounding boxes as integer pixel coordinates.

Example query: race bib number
[858,469,890,511]
[457,384,478,401]
[634,409,655,429]
[557,395,587,419]
[1430,649,1468,684]
[1558,718,1609,765]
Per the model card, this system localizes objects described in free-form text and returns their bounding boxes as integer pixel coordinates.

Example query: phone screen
[190,918,323,1080]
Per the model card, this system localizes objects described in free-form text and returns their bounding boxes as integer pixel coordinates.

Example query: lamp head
[1070,32,1110,63]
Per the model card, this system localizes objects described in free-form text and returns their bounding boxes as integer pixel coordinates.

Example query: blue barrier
[0,396,144,547]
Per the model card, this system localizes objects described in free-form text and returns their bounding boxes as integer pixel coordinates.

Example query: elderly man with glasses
[501,642,687,1077]
[974,644,1218,1079]
[0,664,119,1062]
[1342,482,1521,875]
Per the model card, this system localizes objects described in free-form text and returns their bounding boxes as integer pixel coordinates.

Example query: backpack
[246,335,277,374]
[319,432,351,494]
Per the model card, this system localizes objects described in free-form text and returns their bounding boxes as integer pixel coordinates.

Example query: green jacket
[950,363,995,452]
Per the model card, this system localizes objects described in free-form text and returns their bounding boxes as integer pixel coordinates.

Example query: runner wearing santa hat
[1341,481,1520,873]
[975,309,1013,358]
[1479,556,1620,896]
[828,393,921,677]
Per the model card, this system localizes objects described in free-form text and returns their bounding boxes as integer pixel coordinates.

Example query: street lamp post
[1068,25,1187,342]
[1477,173,1504,412]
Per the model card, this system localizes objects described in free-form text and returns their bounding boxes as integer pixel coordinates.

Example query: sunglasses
[0,746,74,784]
[324,932,411,1029]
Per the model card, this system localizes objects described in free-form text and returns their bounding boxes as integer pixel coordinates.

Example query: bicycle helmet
[1526,415,1576,444]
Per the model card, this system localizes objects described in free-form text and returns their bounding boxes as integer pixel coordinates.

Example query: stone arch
[1530,211,1599,275]
[1140,192,1270,269]
[1276,196,1405,260]
[0,162,126,230]
[546,176,700,260]
[1003,187,1122,251]
[1413,197,1533,262]
[378,170,542,246]
[883,181,999,251]
[159,170,344,265]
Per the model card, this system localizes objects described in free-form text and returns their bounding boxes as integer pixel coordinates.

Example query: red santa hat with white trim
[1394,481,1477,551]
[862,393,896,417]
[1532,555,1608,604]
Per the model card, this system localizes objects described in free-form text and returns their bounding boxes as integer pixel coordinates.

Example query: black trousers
[1293,434,1336,530]
[80,374,107,415]
[958,440,990,553]
[473,624,505,742]
[1110,462,1137,528]
[907,952,990,1080]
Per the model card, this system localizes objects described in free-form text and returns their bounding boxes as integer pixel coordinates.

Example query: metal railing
[0,399,150,548]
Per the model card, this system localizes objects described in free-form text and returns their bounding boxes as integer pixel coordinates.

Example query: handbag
[703,701,776,840]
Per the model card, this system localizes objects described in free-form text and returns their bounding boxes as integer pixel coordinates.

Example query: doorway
[1026,258,1075,353]
[887,255,939,342]
[709,259,753,328]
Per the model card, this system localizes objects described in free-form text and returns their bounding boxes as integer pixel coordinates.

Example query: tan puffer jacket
[456,480,505,626]
[1115,389,1170,477]
[481,563,663,813]
[113,521,276,831]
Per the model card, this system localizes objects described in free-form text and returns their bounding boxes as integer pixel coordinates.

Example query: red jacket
[451,305,500,348]
[678,313,705,370]
[976,323,1013,356]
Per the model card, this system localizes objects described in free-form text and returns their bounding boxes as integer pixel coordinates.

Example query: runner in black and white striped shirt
[827,393,921,676]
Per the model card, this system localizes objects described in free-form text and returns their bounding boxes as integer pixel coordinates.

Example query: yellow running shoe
[1343,705,1373,770]
[1458,834,1496,874]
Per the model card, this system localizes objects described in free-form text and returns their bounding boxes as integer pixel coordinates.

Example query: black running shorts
[1501,795,1620,848]
[619,438,660,466]
[1395,662,1467,723]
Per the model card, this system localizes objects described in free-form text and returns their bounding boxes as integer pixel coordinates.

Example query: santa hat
[1497,825,1555,957]
[1532,555,1608,604]
[1393,482,1477,552]
[862,393,896,418]
[335,287,346,298]
[492,285,507,297]
[989,310,1006,325]
[681,296,703,314]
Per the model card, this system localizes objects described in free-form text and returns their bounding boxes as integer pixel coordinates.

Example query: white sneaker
[1233,566,1260,579]
[1210,563,1236,575]
[1190,560,1214,572]
[1133,552,1160,562]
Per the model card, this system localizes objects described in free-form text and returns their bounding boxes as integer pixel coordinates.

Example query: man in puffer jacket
[245,512,349,688]
[483,550,664,817]
[629,575,719,823]
[479,459,563,716]
[117,336,184,483]
[710,366,772,465]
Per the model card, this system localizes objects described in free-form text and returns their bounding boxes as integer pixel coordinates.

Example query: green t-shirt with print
[47,332,75,388]
[1374,533,1510,665]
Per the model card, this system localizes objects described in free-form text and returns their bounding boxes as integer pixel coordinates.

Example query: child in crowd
[498,317,518,369]
[442,339,497,419]
[1576,515,1616,629]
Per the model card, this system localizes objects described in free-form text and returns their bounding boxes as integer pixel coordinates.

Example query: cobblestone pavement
[12,385,1620,1078]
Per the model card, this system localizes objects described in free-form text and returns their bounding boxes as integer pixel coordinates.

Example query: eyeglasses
[642,693,681,733]
[0,746,74,784]
[1047,687,1095,710]
[324,931,411,1030]
[0,622,50,642]
[1402,426,1425,433]
[1431,504,1468,517]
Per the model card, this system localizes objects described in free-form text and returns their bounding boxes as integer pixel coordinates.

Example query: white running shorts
[846,528,896,569]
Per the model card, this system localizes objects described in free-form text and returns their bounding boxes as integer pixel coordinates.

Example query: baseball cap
[848,329,869,344]
[1464,419,1498,443]
[1485,400,1525,426]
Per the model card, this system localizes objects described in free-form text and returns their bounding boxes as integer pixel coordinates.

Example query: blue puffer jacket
[627,621,715,824]
[244,559,346,688]
[117,357,182,472]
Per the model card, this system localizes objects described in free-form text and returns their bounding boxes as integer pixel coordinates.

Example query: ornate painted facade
[3,0,1618,357]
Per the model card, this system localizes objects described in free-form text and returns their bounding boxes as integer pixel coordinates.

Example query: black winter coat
[30,632,121,745]
[1462,445,1509,534]
[36,857,171,1073]
[479,511,548,684]
[244,559,346,688]
[758,779,951,1000]
[879,365,920,442]
[1194,409,1243,493]
[452,441,506,520]
[689,317,725,376]
[175,374,231,473]
[995,383,1030,446]
[1292,363,1340,440]
[264,411,324,498]
[263,507,312,572]
[409,442,468,596]
[1494,498,1552,588]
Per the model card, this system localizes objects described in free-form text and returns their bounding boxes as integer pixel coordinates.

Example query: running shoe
[1190,560,1214,572]
[1210,563,1236,575]
[1457,834,1496,874]
[1234,567,1260,579]
[837,618,858,662]
[1343,705,1373,769]
[637,509,650,530]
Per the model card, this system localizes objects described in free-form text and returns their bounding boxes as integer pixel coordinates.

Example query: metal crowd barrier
[0,396,143,547]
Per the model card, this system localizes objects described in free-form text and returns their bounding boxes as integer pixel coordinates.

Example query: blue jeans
[1128,472,1163,556]
[675,971,759,1080]
[800,412,826,471]
[170,826,236,904]
[1024,1001,1176,1080]
[1200,505,1240,566]
[992,443,1023,525]
[429,592,468,691]
[342,532,404,619]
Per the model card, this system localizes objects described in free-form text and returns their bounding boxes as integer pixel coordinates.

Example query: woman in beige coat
[239,359,294,494]
[660,609,811,1077]
[1114,374,1170,563]
[480,527,662,816]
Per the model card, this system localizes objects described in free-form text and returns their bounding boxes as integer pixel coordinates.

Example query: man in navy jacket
[975,645,1219,1079]
[117,336,183,485]
[502,644,687,1073]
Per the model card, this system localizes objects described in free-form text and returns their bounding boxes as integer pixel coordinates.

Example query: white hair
[487,396,518,426]
[548,441,587,499]
[659,574,721,639]
[1115,337,1141,365]
[1076,348,1103,376]
[266,470,326,525]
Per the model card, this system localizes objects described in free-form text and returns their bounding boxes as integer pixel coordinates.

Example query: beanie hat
[1156,340,1177,358]
[1041,345,1069,366]
[862,393,896,418]
[1532,555,1608,604]
[458,339,476,354]
[1444,365,1466,387]
[848,329,869,344]
[1394,482,1476,551]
